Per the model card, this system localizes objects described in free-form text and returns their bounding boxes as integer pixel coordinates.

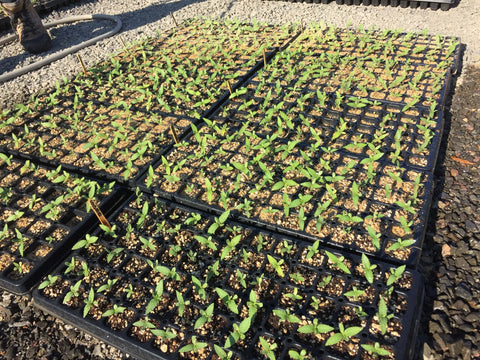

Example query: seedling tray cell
[0,153,115,294]
[33,192,424,360]
[0,19,297,184]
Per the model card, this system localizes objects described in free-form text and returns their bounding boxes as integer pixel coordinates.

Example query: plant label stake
[226,80,233,95]
[262,48,267,68]
[170,12,178,27]
[170,124,179,144]
[119,36,126,49]
[88,199,111,229]
[77,54,87,76]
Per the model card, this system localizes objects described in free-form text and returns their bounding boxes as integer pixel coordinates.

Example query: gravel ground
[0,0,479,359]
[419,63,480,360]
[0,0,479,108]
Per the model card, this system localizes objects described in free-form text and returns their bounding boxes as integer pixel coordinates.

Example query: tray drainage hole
[229,316,236,322]
[338,298,344,303]
[286,337,293,344]
[361,332,368,338]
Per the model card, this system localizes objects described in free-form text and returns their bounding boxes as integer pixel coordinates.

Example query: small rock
[449,339,465,359]
[433,300,445,312]
[423,342,435,360]
[455,257,470,270]
[462,343,472,360]
[465,219,478,233]
[5,346,15,360]
[458,323,475,332]
[438,201,448,209]
[92,345,103,357]
[429,320,443,334]
[465,312,480,323]
[450,299,470,313]
[451,168,459,177]
[452,314,466,326]
[456,283,473,301]
[431,313,452,334]
[10,320,31,328]
[442,244,451,257]
[454,226,467,238]
[433,332,448,352]
[466,256,477,267]
[36,320,48,330]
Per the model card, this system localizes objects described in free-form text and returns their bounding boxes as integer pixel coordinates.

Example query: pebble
[450,299,470,313]
[465,220,478,232]
[455,283,473,301]
[431,313,452,334]
[455,257,471,271]
[423,342,436,360]
[465,312,480,323]
[432,333,448,352]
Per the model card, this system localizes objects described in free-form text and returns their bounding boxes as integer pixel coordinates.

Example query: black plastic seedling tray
[0,153,122,294]
[33,191,424,360]
[137,26,459,267]
[141,140,434,268]
[277,0,455,11]
[0,19,298,186]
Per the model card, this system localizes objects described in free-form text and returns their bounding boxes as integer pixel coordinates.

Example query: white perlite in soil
[0,0,479,110]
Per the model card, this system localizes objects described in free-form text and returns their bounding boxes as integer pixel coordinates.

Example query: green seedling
[246,290,263,318]
[224,316,252,348]
[325,251,351,274]
[361,254,377,284]
[97,278,118,293]
[38,275,58,290]
[267,254,285,277]
[102,304,126,317]
[258,336,277,360]
[361,342,392,357]
[220,234,241,260]
[325,323,363,346]
[377,297,393,335]
[387,265,406,287]
[63,280,82,304]
[72,234,98,250]
[133,317,156,331]
[273,309,300,324]
[288,349,309,360]
[216,288,239,314]
[178,336,208,354]
[387,238,416,252]
[297,318,333,336]
[366,225,381,251]
[83,288,98,318]
[208,209,230,234]
[145,280,164,315]
[175,291,190,317]
[191,275,208,300]
[194,303,214,330]
[344,286,366,302]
